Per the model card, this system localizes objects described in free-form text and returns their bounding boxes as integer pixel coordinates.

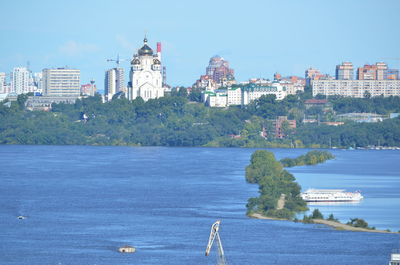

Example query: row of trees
[328,95,400,115]
[1,92,400,147]
[0,94,250,146]
[300,210,380,231]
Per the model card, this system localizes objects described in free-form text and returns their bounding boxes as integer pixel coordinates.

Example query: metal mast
[205,220,227,265]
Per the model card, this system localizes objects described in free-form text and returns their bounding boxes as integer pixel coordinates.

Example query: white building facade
[203,83,287,107]
[128,38,164,101]
[311,80,400,97]
[42,68,80,97]
[241,82,287,105]
[11,67,31,94]
[105,67,125,101]
[0,72,7,94]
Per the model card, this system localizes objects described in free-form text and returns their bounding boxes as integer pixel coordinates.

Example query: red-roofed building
[274,116,296,139]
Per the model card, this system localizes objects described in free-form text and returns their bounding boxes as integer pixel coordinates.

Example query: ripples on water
[0,146,399,265]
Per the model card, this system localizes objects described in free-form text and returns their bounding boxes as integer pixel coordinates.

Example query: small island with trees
[245,150,399,233]
[280,150,335,167]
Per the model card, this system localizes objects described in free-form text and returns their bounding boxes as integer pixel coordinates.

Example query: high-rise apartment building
[312,62,400,98]
[11,67,31,94]
[42,68,80,97]
[105,68,125,101]
[311,79,400,98]
[0,73,6,94]
[357,62,388,80]
[336,62,354,80]
[305,67,322,86]
[385,69,399,80]
[376,62,388,80]
[193,55,235,90]
[205,55,235,85]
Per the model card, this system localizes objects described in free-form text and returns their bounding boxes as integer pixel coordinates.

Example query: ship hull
[303,199,362,202]
[300,189,363,203]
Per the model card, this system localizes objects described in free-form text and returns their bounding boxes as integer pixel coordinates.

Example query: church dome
[132,58,140,65]
[138,38,153,56]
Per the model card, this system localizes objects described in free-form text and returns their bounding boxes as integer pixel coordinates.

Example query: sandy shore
[249,213,398,234]
[250,213,288,221]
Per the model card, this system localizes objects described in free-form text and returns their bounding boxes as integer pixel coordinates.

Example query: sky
[1,0,400,92]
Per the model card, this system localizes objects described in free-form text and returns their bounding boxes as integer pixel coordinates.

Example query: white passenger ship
[300,189,363,202]
[389,250,400,265]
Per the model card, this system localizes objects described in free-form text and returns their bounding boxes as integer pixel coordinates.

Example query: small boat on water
[300,189,363,202]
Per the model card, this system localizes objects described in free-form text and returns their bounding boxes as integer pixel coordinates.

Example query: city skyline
[1,0,399,92]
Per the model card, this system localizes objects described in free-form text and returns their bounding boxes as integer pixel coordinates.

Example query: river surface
[0,145,399,265]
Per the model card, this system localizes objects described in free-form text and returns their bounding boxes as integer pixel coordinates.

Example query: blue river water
[0,145,399,265]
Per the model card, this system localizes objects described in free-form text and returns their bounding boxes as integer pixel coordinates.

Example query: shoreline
[1,143,400,150]
[249,213,398,234]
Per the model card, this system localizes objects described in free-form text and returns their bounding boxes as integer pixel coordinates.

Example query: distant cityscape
[1,37,400,111]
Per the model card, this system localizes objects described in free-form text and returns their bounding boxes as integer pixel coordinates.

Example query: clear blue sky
[1,0,399,92]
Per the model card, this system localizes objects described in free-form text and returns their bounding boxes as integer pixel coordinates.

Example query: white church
[127,37,164,101]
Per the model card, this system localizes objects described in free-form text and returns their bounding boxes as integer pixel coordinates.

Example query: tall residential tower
[105,68,125,101]
[11,67,31,94]
[0,73,7,93]
[336,62,354,80]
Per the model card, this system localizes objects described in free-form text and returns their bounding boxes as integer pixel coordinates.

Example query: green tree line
[1,92,400,147]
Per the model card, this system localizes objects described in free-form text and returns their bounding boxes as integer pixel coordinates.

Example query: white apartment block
[203,83,287,107]
[203,91,228,107]
[242,82,287,105]
[312,80,400,98]
[280,80,305,95]
[42,68,80,97]
[203,86,242,107]
[0,72,6,94]
[227,86,241,105]
[11,67,31,94]
[105,68,125,101]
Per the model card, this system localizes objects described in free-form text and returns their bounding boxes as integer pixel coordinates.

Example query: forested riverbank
[1,93,400,148]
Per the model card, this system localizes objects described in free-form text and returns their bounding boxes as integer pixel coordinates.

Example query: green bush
[311,209,324,219]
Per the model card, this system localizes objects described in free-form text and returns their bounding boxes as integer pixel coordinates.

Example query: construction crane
[106,54,129,67]
[205,220,227,265]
